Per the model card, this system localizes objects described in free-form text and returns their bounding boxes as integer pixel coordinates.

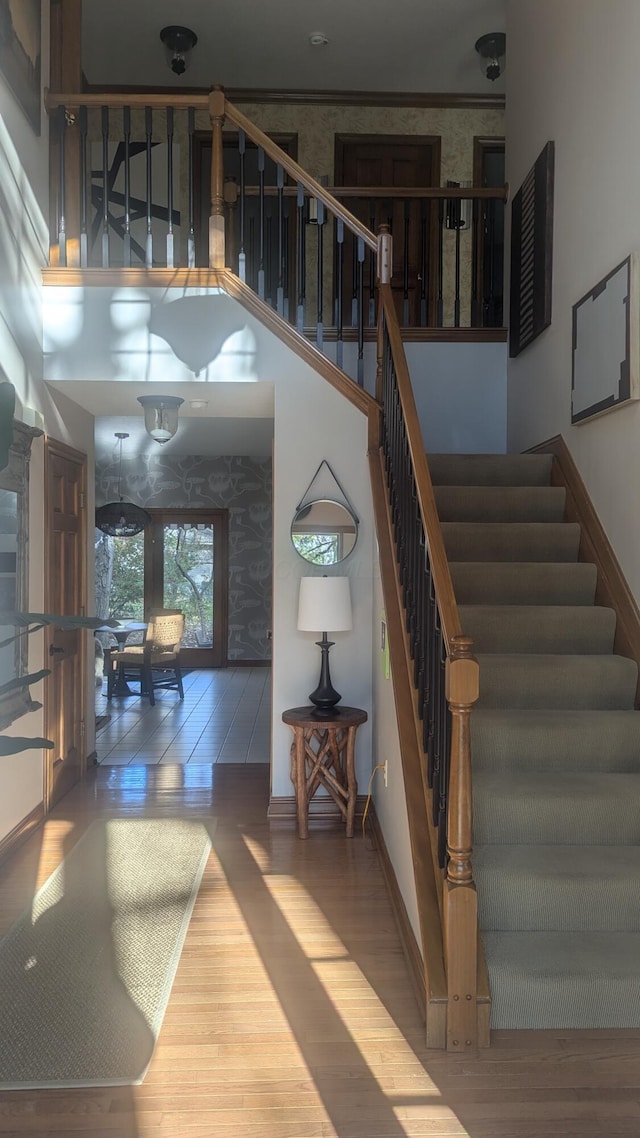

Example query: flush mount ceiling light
[309,32,329,46]
[160,25,198,76]
[95,433,152,538]
[474,32,506,82]
[137,395,184,444]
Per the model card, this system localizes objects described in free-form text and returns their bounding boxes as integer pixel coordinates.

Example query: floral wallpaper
[95,453,272,661]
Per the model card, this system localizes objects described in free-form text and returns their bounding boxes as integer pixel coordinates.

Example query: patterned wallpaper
[95,453,272,661]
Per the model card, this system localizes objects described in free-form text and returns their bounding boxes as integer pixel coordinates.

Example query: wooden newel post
[208,86,226,269]
[377,223,392,285]
[444,634,480,1052]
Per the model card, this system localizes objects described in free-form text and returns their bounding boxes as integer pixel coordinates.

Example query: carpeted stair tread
[460,604,616,654]
[450,561,597,606]
[476,653,638,709]
[474,772,640,844]
[472,709,640,773]
[482,931,640,1029]
[475,845,640,932]
[435,485,566,523]
[428,452,553,487]
[442,521,581,562]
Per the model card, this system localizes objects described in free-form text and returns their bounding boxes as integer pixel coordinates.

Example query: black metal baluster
[336,217,344,370]
[487,197,497,326]
[123,106,131,267]
[454,208,461,328]
[471,197,480,327]
[316,198,324,351]
[357,235,364,385]
[437,635,448,867]
[101,105,110,267]
[187,107,195,267]
[238,129,246,282]
[282,206,290,322]
[437,199,444,327]
[257,146,265,300]
[166,106,174,267]
[368,200,376,326]
[296,183,305,333]
[57,105,67,266]
[276,163,284,316]
[351,202,359,326]
[145,106,153,267]
[265,210,272,306]
[403,198,410,326]
[419,201,427,327]
[79,105,87,267]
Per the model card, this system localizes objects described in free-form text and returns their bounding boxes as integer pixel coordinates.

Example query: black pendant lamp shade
[95,432,151,538]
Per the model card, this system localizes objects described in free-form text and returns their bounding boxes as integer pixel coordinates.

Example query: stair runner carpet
[430,452,640,1030]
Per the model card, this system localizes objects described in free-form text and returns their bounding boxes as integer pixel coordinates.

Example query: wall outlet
[383,759,388,787]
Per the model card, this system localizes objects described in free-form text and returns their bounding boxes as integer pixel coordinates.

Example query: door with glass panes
[144,509,228,668]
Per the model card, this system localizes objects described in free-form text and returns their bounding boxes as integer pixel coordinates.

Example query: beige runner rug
[0,816,213,1089]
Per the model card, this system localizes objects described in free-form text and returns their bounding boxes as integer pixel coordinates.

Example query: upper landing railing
[45,88,507,371]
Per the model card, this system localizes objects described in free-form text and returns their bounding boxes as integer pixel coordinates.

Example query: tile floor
[95,667,271,765]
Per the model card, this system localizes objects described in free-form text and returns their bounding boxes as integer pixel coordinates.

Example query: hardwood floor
[0,764,639,1137]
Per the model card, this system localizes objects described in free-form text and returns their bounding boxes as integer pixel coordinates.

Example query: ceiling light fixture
[160,25,198,76]
[137,394,184,445]
[309,32,329,47]
[474,32,506,82]
[95,433,152,538]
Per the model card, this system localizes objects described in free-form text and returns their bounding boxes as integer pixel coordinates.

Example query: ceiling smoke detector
[308,32,329,47]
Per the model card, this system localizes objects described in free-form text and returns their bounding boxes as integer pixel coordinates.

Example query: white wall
[506,0,640,599]
[407,342,507,454]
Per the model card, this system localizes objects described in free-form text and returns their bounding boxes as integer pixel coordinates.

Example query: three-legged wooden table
[282,705,367,839]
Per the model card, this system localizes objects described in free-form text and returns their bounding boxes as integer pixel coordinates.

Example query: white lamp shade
[297,576,352,633]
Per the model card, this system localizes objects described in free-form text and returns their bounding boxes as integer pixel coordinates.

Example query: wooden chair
[106,611,185,706]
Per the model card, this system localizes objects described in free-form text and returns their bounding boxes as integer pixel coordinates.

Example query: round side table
[282,705,368,839]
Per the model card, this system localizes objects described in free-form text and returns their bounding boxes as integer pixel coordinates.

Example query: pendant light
[137,394,183,444]
[95,432,152,537]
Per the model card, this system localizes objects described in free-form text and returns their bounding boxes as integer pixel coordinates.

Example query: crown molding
[82,83,505,111]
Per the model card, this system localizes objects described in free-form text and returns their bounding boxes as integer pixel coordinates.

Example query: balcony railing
[45,89,507,362]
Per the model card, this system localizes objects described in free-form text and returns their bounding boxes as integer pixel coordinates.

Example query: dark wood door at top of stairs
[430,451,640,1031]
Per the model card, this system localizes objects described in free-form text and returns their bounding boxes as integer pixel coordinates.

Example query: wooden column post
[49,0,83,267]
[208,86,226,269]
[444,634,480,1052]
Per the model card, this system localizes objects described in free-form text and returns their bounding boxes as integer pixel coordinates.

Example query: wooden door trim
[44,438,88,812]
[143,507,229,667]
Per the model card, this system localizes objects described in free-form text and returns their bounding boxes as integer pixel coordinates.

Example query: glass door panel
[145,508,228,668]
[162,522,214,648]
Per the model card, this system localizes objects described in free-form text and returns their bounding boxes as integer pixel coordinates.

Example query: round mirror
[291,499,358,565]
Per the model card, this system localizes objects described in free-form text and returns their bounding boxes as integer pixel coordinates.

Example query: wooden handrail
[223,98,378,252]
[45,90,210,110]
[231,185,507,200]
[378,282,462,655]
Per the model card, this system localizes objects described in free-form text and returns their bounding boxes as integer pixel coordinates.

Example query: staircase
[430,451,640,1030]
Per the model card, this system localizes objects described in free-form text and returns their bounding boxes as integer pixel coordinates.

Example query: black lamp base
[309,633,342,711]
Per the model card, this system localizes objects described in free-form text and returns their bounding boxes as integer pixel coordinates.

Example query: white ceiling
[81,0,506,94]
[47,381,275,464]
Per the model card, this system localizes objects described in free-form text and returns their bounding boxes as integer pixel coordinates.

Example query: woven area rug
[0,817,213,1089]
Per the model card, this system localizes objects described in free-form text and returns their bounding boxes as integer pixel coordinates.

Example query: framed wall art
[571,253,640,424]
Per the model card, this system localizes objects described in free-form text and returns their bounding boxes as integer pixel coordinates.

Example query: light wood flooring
[0,763,639,1137]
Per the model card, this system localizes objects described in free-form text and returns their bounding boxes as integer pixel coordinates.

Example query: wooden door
[335,136,441,327]
[144,509,228,668]
[44,440,87,811]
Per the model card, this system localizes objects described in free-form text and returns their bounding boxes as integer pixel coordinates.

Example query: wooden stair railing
[43,87,486,1046]
[374,274,483,1049]
[44,87,506,340]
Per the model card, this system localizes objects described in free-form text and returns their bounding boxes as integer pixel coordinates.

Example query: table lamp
[297,576,352,711]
